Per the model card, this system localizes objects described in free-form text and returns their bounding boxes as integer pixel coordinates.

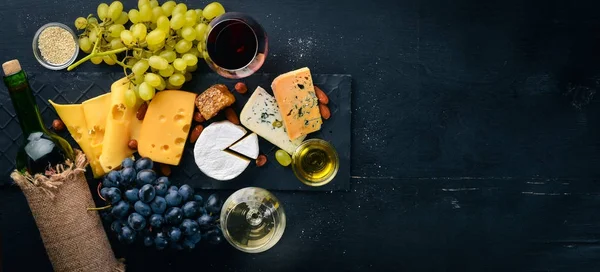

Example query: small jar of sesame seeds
[32,23,79,70]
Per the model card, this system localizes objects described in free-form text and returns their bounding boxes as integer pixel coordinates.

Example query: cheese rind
[138,90,197,165]
[271,67,322,140]
[229,133,259,159]
[99,77,137,172]
[240,86,305,154]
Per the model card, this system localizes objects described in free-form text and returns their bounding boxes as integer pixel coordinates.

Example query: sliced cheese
[81,93,111,175]
[193,121,253,181]
[48,101,105,177]
[240,86,305,154]
[271,67,322,140]
[229,133,259,159]
[99,77,137,172]
[138,90,197,165]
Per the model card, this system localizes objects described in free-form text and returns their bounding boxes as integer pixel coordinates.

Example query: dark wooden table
[2,0,600,271]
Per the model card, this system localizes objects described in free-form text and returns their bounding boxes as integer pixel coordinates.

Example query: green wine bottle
[2,60,74,174]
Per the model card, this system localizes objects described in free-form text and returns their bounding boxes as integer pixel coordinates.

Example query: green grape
[144,72,162,87]
[108,1,123,21]
[156,78,166,91]
[181,26,196,41]
[159,50,176,63]
[157,16,170,32]
[164,43,175,52]
[115,12,129,25]
[184,72,192,82]
[149,0,159,8]
[139,82,155,101]
[175,39,192,54]
[203,2,225,20]
[79,37,92,52]
[172,3,188,15]
[148,56,169,70]
[126,58,138,67]
[275,150,292,166]
[188,64,197,72]
[91,56,103,65]
[133,85,140,97]
[132,59,149,75]
[170,14,185,30]
[133,74,145,85]
[147,41,165,51]
[158,64,174,77]
[132,23,147,41]
[146,29,166,46]
[139,5,152,22]
[88,17,99,25]
[172,58,187,71]
[103,55,117,65]
[188,47,200,57]
[182,53,198,66]
[138,0,150,9]
[184,16,196,28]
[185,10,197,22]
[161,1,176,16]
[195,23,208,41]
[110,38,125,49]
[97,3,109,21]
[195,9,204,21]
[75,17,87,30]
[128,9,140,24]
[120,30,135,46]
[108,24,125,38]
[151,6,164,23]
[124,88,137,108]
[168,73,185,86]
[165,82,182,90]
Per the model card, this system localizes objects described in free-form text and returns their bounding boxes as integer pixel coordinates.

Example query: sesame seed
[38,26,76,65]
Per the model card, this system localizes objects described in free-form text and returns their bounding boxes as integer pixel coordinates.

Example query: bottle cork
[2,60,22,76]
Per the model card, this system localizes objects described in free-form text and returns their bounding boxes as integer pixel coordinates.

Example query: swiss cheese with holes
[138,90,196,165]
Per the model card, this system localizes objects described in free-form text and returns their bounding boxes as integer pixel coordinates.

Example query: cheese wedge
[229,133,259,159]
[138,90,196,165]
[240,86,305,154]
[48,101,105,177]
[80,93,111,175]
[193,121,256,181]
[271,67,322,140]
[99,77,137,172]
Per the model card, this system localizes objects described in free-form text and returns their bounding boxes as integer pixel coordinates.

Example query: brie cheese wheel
[193,121,258,181]
[229,133,259,159]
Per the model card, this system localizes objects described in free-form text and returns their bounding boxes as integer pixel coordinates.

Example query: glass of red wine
[203,12,268,79]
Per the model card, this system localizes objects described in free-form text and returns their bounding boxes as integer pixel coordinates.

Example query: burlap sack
[10,150,124,272]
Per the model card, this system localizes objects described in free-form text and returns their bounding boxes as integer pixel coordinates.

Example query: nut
[193,111,205,123]
[318,104,331,120]
[128,139,138,150]
[314,86,329,105]
[224,107,240,125]
[234,82,248,94]
[255,154,267,167]
[136,102,148,120]
[159,164,171,176]
[52,119,65,131]
[189,125,204,143]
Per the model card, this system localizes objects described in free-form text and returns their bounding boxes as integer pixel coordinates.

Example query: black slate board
[0,72,351,191]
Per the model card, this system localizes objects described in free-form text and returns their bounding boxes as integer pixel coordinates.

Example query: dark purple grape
[137,169,157,187]
[135,157,154,171]
[154,176,171,187]
[165,207,183,225]
[180,219,199,236]
[149,214,165,228]
[165,191,182,207]
[197,214,214,230]
[138,184,156,203]
[124,188,139,202]
[168,227,182,242]
[127,212,146,231]
[154,183,168,197]
[154,232,168,250]
[150,196,167,214]
[206,228,223,245]
[111,201,130,219]
[178,184,194,202]
[120,167,136,186]
[182,201,201,218]
[134,201,152,217]
[119,225,136,245]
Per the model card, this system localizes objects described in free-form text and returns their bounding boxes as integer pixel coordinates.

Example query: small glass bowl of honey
[291,139,339,187]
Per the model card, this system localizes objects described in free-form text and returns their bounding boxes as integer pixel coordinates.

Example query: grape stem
[67,47,127,71]
[87,204,112,211]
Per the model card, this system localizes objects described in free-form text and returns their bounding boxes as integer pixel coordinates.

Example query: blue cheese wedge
[240,86,306,154]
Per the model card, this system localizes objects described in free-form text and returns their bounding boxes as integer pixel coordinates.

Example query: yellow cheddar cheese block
[138,90,196,165]
[48,101,105,177]
[81,93,111,173]
[271,67,322,140]
[99,77,137,172]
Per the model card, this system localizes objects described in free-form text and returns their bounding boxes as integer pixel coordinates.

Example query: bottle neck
[4,71,47,135]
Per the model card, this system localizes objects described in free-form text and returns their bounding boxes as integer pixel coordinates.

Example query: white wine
[292,139,339,187]
[220,187,285,253]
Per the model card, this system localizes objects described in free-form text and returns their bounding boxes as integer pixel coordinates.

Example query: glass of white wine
[220,187,285,253]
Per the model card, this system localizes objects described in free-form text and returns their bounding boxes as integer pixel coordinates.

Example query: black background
[2,0,600,271]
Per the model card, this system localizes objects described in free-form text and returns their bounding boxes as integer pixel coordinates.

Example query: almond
[189,125,203,143]
[193,111,205,123]
[224,107,240,125]
[159,164,172,176]
[52,119,65,131]
[128,139,138,150]
[314,86,329,105]
[136,102,148,120]
[234,82,248,94]
[318,104,331,120]
[256,154,267,167]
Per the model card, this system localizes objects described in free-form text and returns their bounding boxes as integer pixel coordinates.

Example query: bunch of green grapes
[70,0,226,106]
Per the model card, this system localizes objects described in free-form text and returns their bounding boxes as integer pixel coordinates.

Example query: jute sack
[10,150,124,272]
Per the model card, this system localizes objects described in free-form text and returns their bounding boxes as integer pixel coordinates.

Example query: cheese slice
[81,93,110,174]
[229,133,259,159]
[138,90,197,165]
[193,121,254,181]
[240,86,305,154]
[99,77,137,172]
[48,101,105,177]
[271,67,322,140]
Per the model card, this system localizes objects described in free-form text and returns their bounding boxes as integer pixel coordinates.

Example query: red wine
[207,20,258,70]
